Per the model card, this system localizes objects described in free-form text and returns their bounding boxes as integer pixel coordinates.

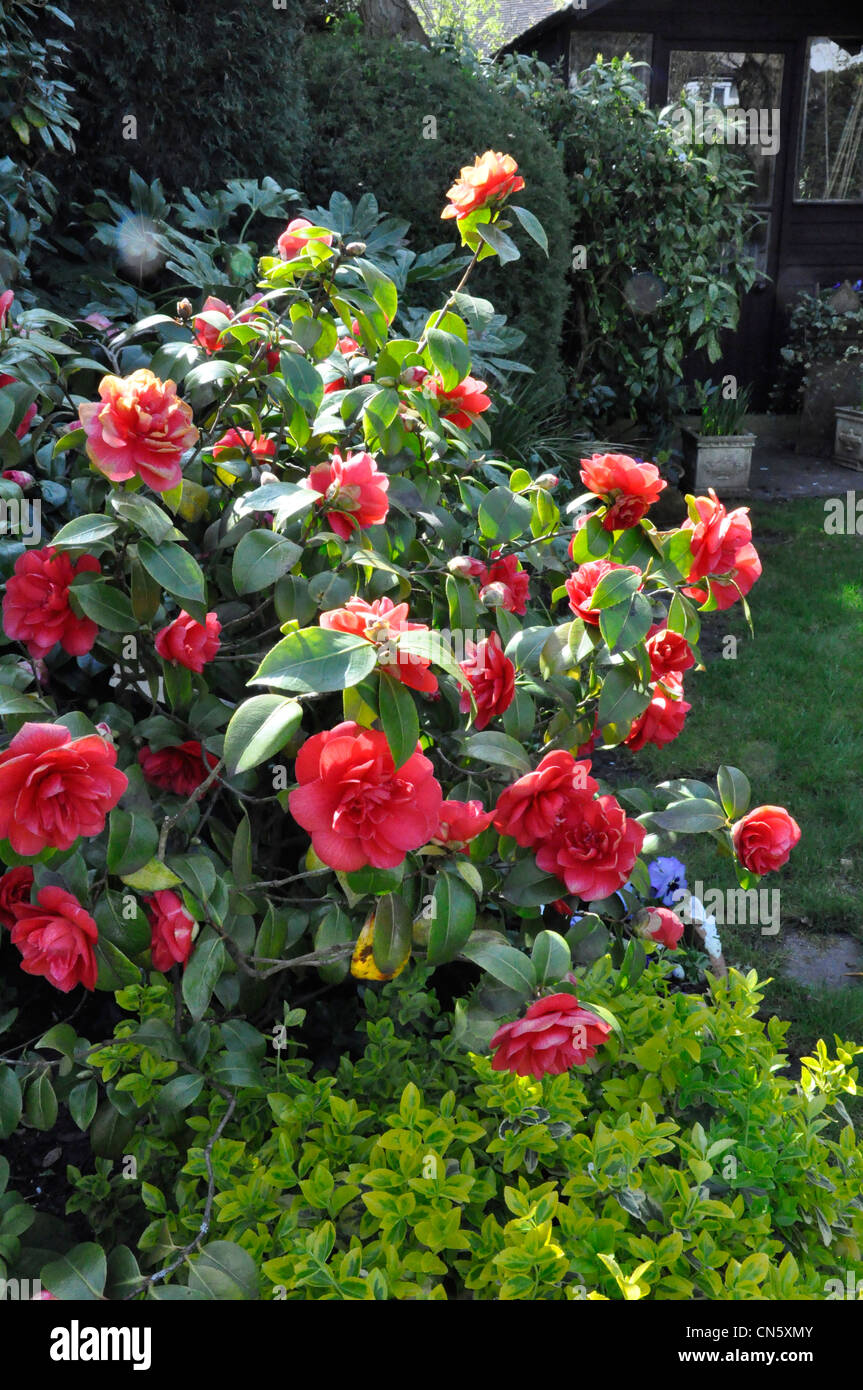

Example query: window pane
[667,51,784,205]
[569,32,652,90]
[797,38,863,201]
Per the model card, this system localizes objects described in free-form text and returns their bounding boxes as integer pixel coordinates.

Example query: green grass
[624,497,863,1053]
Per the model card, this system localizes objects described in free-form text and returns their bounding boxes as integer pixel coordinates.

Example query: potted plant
[834,382,863,469]
[680,382,756,494]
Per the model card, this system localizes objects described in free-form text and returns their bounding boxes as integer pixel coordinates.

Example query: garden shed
[502,0,863,406]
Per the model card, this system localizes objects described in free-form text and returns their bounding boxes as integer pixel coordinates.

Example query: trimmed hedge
[62,0,309,198]
[300,35,572,374]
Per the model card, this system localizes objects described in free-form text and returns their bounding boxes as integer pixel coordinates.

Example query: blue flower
[648,856,688,906]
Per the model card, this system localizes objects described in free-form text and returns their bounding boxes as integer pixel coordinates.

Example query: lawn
[629,496,863,1053]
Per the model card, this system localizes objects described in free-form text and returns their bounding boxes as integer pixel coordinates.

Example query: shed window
[797,38,863,201]
[568,32,652,89]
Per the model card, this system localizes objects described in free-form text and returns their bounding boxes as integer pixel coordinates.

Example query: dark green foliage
[300,35,572,374]
[62,0,310,199]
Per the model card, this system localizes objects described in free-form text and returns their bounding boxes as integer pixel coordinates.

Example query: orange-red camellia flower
[625,675,691,752]
[288,721,443,872]
[434,799,494,849]
[494,751,598,848]
[154,610,221,674]
[640,906,685,949]
[9,885,99,992]
[441,150,525,221]
[0,723,127,855]
[580,452,666,531]
[277,217,333,261]
[147,890,195,972]
[731,805,801,875]
[645,624,694,681]
[535,792,645,901]
[3,546,101,660]
[490,992,610,1078]
[565,559,642,626]
[193,295,233,355]
[423,373,491,430]
[682,490,762,610]
[458,633,515,731]
[138,741,219,799]
[212,427,276,462]
[476,551,530,616]
[0,866,34,928]
[78,369,198,494]
[305,448,389,540]
[319,595,438,694]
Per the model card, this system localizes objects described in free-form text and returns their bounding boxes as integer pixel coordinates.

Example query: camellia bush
[0,150,859,1302]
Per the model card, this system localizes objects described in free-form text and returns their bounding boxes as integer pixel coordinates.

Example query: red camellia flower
[277,217,333,261]
[441,151,525,221]
[640,906,685,949]
[212,426,276,463]
[494,751,598,848]
[535,792,645,900]
[3,546,101,660]
[478,551,530,616]
[458,633,515,731]
[0,723,127,855]
[580,453,666,531]
[490,992,610,1078]
[78,369,198,493]
[731,805,801,875]
[435,799,494,848]
[565,560,642,626]
[305,449,389,540]
[0,866,34,928]
[645,624,695,681]
[320,595,437,694]
[0,374,37,439]
[288,721,443,871]
[423,373,491,430]
[625,675,691,752]
[147,889,195,972]
[138,741,219,798]
[154,610,221,674]
[0,288,14,326]
[10,885,99,992]
[2,469,34,489]
[682,490,762,610]
[193,295,233,355]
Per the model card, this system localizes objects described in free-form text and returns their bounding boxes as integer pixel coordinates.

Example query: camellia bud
[447,555,475,577]
[344,241,367,257]
[536,472,559,490]
[176,298,193,321]
[480,581,507,608]
[1,469,34,490]
[258,469,279,486]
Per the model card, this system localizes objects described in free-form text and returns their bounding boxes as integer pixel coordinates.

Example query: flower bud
[447,555,475,577]
[176,298,193,321]
[2,469,34,490]
[480,581,508,608]
[258,469,279,486]
[344,241,367,257]
[536,472,559,490]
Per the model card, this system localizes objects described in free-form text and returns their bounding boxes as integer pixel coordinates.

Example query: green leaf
[137,538,206,621]
[232,530,302,595]
[372,893,412,975]
[717,765,750,821]
[107,809,158,876]
[619,936,647,991]
[280,352,324,414]
[69,1079,98,1131]
[464,731,530,775]
[250,627,377,695]
[95,938,140,991]
[476,222,520,265]
[25,1072,58,1130]
[598,666,650,733]
[393,629,474,696]
[0,1064,22,1139]
[182,931,226,1020]
[110,492,175,544]
[69,578,135,633]
[590,567,641,611]
[378,671,418,770]
[426,873,477,966]
[51,514,119,548]
[43,1243,107,1301]
[223,694,303,774]
[532,930,571,986]
[35,1023,78,1057]
[652,798,727,833]
[509,205,548,254]
[156,1074,205,1114]
[478,486,532,542]
[505,857,565,907]
[188,1241,259,1300]
[93,890,150,955]
[427,328,471,391]
[569,514,611,563]
[461,940,536,996]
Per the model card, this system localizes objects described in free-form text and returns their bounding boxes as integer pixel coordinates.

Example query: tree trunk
[358,0,428,43]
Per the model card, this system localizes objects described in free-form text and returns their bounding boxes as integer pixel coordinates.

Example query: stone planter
[834,406,863,470]
[680,428,756,495]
